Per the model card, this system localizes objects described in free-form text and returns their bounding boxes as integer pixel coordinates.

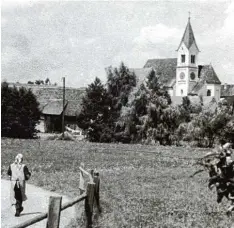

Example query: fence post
[85,182,95,228]
[93,172,101,213]
[46,196,62,228]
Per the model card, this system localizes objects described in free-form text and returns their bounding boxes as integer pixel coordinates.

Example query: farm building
[8,83,85,133]
[41,100,81,133]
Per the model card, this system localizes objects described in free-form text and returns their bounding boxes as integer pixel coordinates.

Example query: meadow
[1,138,234,228]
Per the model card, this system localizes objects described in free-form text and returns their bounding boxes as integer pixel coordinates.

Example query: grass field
[1,138,234,228]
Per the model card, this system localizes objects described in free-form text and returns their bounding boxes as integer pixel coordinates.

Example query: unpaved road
[1,179,79,228]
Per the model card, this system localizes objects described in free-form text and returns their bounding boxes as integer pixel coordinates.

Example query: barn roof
[42,99,82,117]
[42,100,68,115]
[9,83,85,116]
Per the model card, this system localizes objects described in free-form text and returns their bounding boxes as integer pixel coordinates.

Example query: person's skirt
[10,180,27,205]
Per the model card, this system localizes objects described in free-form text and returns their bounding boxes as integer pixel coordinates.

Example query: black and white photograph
[1,0,234,227]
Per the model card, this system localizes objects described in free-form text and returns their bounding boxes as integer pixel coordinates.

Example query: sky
[1,0,234,88]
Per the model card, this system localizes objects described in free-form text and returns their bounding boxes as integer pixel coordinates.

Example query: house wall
[206,84,221,101]
[43,115,79,133]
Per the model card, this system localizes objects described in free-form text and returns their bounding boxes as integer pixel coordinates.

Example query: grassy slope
[1,138,234,228]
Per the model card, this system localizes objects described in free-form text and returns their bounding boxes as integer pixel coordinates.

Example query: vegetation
[77,63,137,143]
[77,62,233,147]
[77,77,112,142]
[2,139,234,227]
[1,82,40,138]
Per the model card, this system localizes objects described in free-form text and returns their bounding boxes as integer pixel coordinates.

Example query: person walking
[7,154,31,217]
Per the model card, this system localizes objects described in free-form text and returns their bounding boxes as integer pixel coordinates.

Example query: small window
[207,89,211,96]
[181,89,184,96]
[191,55,195,64]
[181,55,185,63]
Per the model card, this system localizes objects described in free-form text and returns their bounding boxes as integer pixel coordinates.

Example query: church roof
[177,18,199,51]
[129,68,154,85]
[143,58,177,87]
[198,65,221,84]
[190,65,221,94]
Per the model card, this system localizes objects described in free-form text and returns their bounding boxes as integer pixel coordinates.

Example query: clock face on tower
[180,72,185,80]
[190,72,195,80]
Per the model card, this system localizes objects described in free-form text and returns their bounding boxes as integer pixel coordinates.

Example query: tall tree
[77,77,112,142]
[106,62,137,142]
[1,82,40,138]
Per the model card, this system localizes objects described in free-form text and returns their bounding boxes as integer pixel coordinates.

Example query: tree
[45,78,51,85]
[116,69,179,145]
[1,82,40,138]
[27,81,34,84]
[185,103,233,147]
[178,96,192,123]
[106,62,137,142]
[77,77,112,142]
[35,80,44,85]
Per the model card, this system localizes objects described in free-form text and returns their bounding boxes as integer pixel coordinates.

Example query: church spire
[177,16,199,51]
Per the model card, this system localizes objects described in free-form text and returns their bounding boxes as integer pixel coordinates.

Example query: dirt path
[1,179,80,228]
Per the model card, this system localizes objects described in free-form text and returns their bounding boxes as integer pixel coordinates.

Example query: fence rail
[11,170,101,228]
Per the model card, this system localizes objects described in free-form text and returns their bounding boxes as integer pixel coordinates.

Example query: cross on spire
[188,11,191,20]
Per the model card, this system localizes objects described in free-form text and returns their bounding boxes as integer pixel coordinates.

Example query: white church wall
[176,67,190,96]
[189,43,199,68]
[177,43,190,67]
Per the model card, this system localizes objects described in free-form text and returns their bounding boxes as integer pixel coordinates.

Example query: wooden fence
[11,171,101,228]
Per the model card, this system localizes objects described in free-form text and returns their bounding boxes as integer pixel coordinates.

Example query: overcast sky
[2,0,234,87]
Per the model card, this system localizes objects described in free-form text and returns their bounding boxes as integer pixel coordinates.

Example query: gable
[198,65,221,84]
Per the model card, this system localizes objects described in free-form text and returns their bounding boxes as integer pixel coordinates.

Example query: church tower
[175,16,199,96]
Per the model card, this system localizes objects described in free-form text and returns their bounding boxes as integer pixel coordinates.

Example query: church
[132,17,222,102]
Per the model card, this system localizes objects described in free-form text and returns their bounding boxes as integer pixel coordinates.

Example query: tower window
[181,55,185,63]
[207,89,211,96]
[191,55,196,64]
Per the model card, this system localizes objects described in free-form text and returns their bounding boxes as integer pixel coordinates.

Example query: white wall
[176,67,190,96]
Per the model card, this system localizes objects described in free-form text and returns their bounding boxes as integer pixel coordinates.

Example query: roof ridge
[147,58,177,60]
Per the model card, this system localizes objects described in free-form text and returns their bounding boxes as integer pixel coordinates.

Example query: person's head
[14,154,23,164]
